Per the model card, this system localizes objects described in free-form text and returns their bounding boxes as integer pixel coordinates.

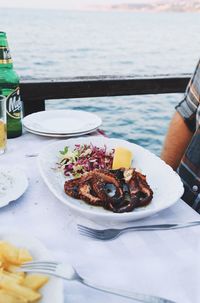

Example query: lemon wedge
[112,147,132,169]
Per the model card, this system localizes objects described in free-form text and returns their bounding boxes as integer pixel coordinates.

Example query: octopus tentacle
[64,173,93,199]
[127,170,153,208]
[64,178,82,199]
[91,174,123,202]
[92,169,122,188]
[64,167,153,213]
[79,183,102,206]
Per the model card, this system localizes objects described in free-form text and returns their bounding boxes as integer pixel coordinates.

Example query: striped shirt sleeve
[175,60,200,133]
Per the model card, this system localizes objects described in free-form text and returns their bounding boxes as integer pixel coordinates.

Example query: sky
[0,0,156,10]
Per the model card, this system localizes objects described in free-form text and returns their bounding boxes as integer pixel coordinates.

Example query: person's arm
[161,111,193,170]
[161,59,200,170]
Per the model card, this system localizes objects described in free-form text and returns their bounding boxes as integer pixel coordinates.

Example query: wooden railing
[20,75,190,116]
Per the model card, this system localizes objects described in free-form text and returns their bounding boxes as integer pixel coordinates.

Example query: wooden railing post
[22,97,45,116]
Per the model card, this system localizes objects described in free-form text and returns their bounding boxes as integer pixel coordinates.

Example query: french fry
[0,242,19,265]
[0,269,24,284]
[23,274,49,290]
[0,289,26,303]
[0,277,41,302]
[0,254,6,268]
[6,265,25,278]
[18,249,33,264]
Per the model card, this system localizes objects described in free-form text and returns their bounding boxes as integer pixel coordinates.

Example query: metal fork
[20,261,175,303]
[77,221,200,240]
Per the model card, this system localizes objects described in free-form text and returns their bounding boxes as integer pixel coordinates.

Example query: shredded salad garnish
[58,144,114,178]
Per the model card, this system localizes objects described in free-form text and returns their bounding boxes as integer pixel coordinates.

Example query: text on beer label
[6,88,22,119]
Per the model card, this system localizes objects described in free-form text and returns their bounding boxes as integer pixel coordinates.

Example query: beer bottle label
[6,87,21,119]
[0,46,12,64]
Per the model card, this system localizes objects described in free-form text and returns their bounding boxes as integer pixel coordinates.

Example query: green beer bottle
[0,32,22,138]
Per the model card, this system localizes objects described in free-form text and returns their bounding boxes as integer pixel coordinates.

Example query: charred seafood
[64,168,153,213]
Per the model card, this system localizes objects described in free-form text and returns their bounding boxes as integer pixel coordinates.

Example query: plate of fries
[0,231,63,303]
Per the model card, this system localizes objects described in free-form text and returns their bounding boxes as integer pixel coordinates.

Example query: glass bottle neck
[0,34,15,71]
[0,36,13,68]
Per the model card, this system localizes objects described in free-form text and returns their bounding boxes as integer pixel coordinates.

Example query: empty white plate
[22,110,102,135]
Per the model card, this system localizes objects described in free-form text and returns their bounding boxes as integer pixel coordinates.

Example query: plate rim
[0,166,29,208]
[24,125,99,137]
[37,136,184,221]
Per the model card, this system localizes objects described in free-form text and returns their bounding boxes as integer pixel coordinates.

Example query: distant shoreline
[87,3,200,13]
[85,8,200,13]
[1,5,200,13]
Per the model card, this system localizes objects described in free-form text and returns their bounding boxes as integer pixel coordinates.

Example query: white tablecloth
[0,132,200,303]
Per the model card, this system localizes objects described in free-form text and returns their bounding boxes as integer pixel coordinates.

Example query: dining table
[0,130,200,303]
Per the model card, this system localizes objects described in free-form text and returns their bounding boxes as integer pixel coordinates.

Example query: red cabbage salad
[58,143,114,178]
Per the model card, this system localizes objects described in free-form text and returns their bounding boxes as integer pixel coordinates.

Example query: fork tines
[21,261,58,271]
[77,224,113,240]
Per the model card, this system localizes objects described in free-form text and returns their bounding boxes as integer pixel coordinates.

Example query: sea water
[1,8,200,154]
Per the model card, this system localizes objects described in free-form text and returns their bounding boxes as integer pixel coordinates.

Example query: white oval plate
[22,110,102,135]
[38,136,184,224]
[0,167,29,207]
[0,230,63,303]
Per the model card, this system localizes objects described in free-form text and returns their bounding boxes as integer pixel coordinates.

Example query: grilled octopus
[64,168,153,213]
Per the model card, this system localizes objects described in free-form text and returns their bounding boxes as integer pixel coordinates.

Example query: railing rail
[20,75,190,116]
